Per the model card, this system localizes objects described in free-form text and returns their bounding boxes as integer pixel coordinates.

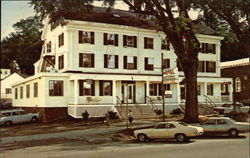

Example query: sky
[1,1,198,40]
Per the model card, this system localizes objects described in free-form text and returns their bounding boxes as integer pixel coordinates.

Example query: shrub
[171,108,183,115]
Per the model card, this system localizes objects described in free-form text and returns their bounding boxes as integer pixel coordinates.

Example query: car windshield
[228,118,237,123]
[179,122,188,126]
[0,112,11,117]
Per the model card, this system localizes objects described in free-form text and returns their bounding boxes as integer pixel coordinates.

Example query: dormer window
[104,33,118,46]
[144,37,154,49]
[79,31,94,44]
[201,43,216,54]
[161,39,170,50]
[123,35,137,48]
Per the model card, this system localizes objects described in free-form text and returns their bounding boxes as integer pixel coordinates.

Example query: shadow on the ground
[195,135,246,139]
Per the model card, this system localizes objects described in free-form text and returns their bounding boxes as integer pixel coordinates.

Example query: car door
[202,119,217,133]
[11,111,21,124]
[19,111,29,123]
[216,119,230,132]
[151,124,170,138]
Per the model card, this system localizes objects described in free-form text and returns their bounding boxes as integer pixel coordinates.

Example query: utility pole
[161,53,166,122]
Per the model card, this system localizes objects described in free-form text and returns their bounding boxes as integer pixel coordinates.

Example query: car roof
[157,121,180,124]
[206,117,230,120]
[0,109,24,113]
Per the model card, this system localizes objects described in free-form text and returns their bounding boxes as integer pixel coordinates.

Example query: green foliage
[1,16,43,75]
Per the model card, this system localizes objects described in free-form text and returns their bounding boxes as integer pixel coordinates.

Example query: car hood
[134,128,152,134]
[235,122,250,126]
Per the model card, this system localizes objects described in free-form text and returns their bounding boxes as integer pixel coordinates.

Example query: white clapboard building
[12,7,232,121]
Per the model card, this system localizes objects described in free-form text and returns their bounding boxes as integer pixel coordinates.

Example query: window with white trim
[235,77,241,92]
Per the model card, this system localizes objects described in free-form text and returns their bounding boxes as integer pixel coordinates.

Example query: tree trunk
[182,62,199,123]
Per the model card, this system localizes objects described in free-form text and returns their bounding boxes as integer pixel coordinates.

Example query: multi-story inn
[12,7,232,121]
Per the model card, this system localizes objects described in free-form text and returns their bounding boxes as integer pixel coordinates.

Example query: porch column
[229,83,233,102]
[176,81,181,104]
[204,82,207,102]
[112,80,117,104]
[146,80,150,96]
[74,79,79,105]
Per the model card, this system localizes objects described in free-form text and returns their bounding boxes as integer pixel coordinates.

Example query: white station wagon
[134,121,204,142]
[0,109,39,126]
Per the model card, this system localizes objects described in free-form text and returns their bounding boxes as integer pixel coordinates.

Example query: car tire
[175,134,187,142]
[137,134,148,142]
[31,117,39,123]
[5,121,12,126]
[228,129,239,137]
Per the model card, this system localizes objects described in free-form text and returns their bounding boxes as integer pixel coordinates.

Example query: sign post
[161,53,165,122]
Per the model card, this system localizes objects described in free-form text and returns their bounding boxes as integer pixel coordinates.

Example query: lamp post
[161,53,166,122]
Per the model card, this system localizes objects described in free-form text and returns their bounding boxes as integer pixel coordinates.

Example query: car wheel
[137,134,148,142]
[175,134,187,142]
[31,117,38,123]
[5,121,12,126]
[228,129,239,137]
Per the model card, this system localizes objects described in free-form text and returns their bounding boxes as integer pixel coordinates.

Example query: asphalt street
[1,133,249,158]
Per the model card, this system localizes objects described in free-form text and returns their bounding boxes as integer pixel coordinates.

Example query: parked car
[197,117,250,136]
[213,102,250,114]
[0,109,39,126]
[133,121,204,142]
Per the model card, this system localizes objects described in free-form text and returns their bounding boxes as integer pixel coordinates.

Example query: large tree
[30,0,205,123]
[193,0,249,57]
[1,16,43,75]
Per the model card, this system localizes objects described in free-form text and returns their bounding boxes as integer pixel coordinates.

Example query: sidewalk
[0,119,156,145]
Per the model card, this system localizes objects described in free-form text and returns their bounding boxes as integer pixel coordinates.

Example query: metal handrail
[146,96,159,111]
[204,95,217,107]
[116,96,127,119]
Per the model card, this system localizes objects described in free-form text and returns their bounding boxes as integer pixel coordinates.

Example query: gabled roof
[0,72,29,81]
[221,58,249,69]
[52,6,219,36]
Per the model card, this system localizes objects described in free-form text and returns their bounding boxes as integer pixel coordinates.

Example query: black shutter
[134,56,137,69]
[79,80,83,96]
[202,43,205,53]
[123,35,127,47]
[206,61,209,72]
[99,81,103,96]
[145,58,148,70]
[213,44,216,54]
[91,32,95,44]
[144,37,147,49]
[110,81,113,96]
[62,55,64,68]
[104,33,107,45]
[62,33,64,46]
[79,31,83,43]
[213,62,216,72]
[134,36,137,48]
[205,43,208,53]
[91,81,95,96]
[124,56,127,69]
[115,34,118,46]
[104,54,108,68]
[79,53,83,67]
[115,55,119,68]
[91,54,94,67]
[167,59,170,68]
[202,61,205,72]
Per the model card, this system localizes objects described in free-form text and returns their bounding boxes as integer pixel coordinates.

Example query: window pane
[108,55,115,68]
[127,36,134,47]
[49,81,63,96]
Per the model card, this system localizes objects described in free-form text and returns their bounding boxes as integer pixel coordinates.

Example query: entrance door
[122,83,135,103]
